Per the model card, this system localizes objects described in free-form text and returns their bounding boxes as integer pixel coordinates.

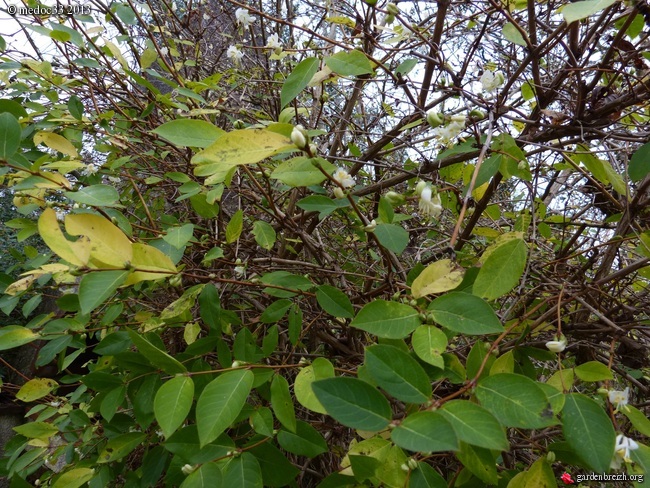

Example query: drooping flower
[235,8,255,28]
[608,388,629,410]
[610,434,639,469]
[227,45,244,64]
[479,69,505,92]
[266,33,282,50]
[332,167,355,188]
[418,185,443,219]
[545,337,567,353]
[432,115,466,145]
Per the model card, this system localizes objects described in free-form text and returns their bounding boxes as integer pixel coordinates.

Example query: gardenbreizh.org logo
[561,471,644,484]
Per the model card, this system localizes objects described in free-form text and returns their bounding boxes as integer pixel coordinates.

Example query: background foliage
[1,0,650,486]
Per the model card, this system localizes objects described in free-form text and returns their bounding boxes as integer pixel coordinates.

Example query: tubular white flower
[432,115,465,145]
[418,186,443,219]
[235,8,255,28]
[545,339,566,353]
[608,387,629,410]
[227,45,244,64]
[332,167,355,188]
[266,33,282,50]
[611,434,639,469]
[480,70,505,92]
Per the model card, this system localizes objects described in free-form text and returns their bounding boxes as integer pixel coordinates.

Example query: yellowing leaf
[16,378,58,402]
[103,40,128,69]
[38,208,91,267]
[4,275,37,295]
[33,131,78,158]
[124,243,177,285]
[192,129,294,179]
[65,213,133,268]
[411,259,465,298]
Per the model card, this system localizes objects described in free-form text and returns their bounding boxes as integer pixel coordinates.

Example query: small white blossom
[608,388,629,410]
[291,125,308,149]
[432,115,465,145]
[234,265,246,277]
[227,45,244,64]
[266,33,282,50]
[545,338,567,353]
[82,163,100,176]
[611,434,639,469]
[235,8,255,28]
[480,70,505,92]
[55,209,66,222]
[418,185,443,219]
[108,176,122,184]
[332,167,355,188]
[159,47,168,56]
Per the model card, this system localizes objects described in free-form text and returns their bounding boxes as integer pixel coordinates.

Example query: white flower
[266,33,282,50]
[235,8,255,28]
[55,209,66,222]
[332,167,355,188]
[545,338,567,353]
[432,115,465,145]
[418,186,443,218]
[608,388,629,410]
[291,125,308,149]
[159,47,168,56]
[108,176,122,184]
[82,163,100,176]
[611,435,639,469]
[480,70,505,92]
[227,45,244,64]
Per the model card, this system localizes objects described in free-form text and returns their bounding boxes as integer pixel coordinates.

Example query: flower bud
[518,160,527,170]
[181,464,197,475]
[384,191,405,205]
[415,180,427,196]
[291,125,308,149]
[364,219,377,232]
[386,3,399,15]
[407,458,418,470]
[426,109,444,128]
[469,109,485,119]
[546,451,556,463]
[233,119,245,129]
[333,187,345,199]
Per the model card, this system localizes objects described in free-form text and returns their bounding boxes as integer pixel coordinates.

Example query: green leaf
[0,112,21,159]
[252,221,276,250]
[439,400,509,450]
[180,462,222,488]
[475,373,555,429]
[374,223,409,255]
[128,329,188,374]
[574,361,613,382]
[199,284,221,331]
[154,375,195,438]
[79,270,129,315]
[226,209,243,244]
[428,292,503,335]
[351,299,420,339]
[281,57,319,108]
[562,0,617,23]
[163,223,195,250]
[64,185,120,207]
[271,156,334,187]
[409,462,447,488]
[312,377,392,431]
[473,238,527,300]
[16,378,58,402]
[271,374,297,433]
[502,23,526,46]
[294,357,334,414]
[260,299,292,323]
[277,420,328,457]
[562,393,615,472]
[296,195,350,218]
[0,325,39,351]
[325,50,373,76]
[391,412,459,452]
[411,259,464,298]
[196,370,254,447]
[67,95,84,120]
[365,344,431,404]
[623,405,650,437]
[629,141,650,182]
[260,271,313,298]
[246,442,299,486]
[411,325,446,368]
[51,468,96,488]
[13,421,58,439]
[395,59,418,76]
[98,432,147,463]
[152,119,224,148]
[223,453,262,488]
[316,285,354,318]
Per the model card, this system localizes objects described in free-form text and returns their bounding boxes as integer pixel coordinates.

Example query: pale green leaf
[391,412,458,452]
[411,259,464,298]
[428,292,503,335]
[154,375,195,438]
[473,238,527,300]
[351,299,420,339]
[252,221,276,250]
[153,119,224,148]
[325,50,374,76]
[562,0,617,23]
[281,57,319,107]
[79,270,129,315]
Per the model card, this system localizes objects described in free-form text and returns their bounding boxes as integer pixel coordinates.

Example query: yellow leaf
[34,171,73,190]
[13,189,46,209]
[124,243,177,285]
[16,378,58,402]
[38,208,91,267]
[4,275,37,295]
[103,40,128,69]
[411,259,465,298]
[33,131,79,158]
[65,213,133,268]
